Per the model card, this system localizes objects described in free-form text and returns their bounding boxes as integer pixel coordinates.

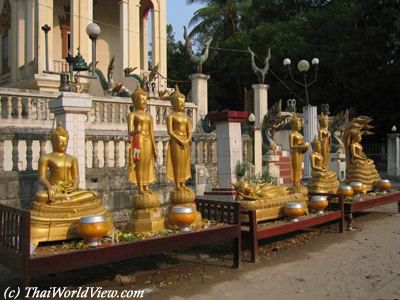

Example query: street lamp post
[86,23,101,77]
[283,58,319,106]
[283,57,319,179]
[41,23,99,91]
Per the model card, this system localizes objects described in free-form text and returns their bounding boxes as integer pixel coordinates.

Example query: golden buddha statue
[345,130,380,190]
[307,138,339,194]
[166,87,195,203]
[31,123,111,245]
[234,180,291,201]
[318,113,331,169]
[128,86,157,195]
[233,179,309,222]
[289,113,309,188]
[127,86,164,233]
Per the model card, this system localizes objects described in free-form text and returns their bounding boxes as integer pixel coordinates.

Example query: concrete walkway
[168,202,400,300]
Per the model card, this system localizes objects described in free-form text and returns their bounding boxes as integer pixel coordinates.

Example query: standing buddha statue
[318,113,331,169]
[166,86,195,203]
[127,86,164,233]
[289,113,309,188]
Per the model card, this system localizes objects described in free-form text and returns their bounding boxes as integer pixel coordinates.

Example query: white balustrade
[0,89,57,128]
[53,60,68,73]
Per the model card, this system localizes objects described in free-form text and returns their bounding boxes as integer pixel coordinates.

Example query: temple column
[119,0,129,74]
[252,84,269,176]
[24,0,34,77]
[10,0,18,82]
[303,105,318,178]
[151,6,159,68]
[128,0,141,70]
[190,73,210,122]
[157,0,167,85]
[49,92,92,188]
[140,14,149,70]
[70,0,93,60]
[35,0,54,73]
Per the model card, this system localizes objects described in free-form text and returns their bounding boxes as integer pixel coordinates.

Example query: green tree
[166,24,192,95]
[186,0,252,43]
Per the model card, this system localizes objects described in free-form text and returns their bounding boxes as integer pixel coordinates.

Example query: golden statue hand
[174,137,186,148]
[47,186,57,202]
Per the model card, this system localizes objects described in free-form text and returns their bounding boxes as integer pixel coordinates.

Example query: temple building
[0,0,167,94]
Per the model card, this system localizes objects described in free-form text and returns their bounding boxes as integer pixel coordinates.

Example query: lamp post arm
[308,66,318,86]
[269,68,306,105]
[288,66,305,87]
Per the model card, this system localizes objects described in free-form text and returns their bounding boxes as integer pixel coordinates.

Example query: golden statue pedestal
[307,171,339,194]
[237,192,309,222]
[169,188,196,203]
[30,191,111,245]
[127,207,165,233]
[346,164,380,191]
[127,193,165,233]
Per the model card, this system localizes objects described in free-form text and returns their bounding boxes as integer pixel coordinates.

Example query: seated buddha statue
[31,123,110,245]
[307,138,339,194]
[345,131,380,190]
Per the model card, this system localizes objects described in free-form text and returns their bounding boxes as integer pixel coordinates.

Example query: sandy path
[0,203,399,300]
[168,203,400,300]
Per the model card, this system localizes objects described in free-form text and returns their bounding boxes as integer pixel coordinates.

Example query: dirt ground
[1,202,399,300]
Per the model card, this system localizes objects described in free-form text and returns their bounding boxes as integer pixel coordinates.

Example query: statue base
[127,207,165,233]
[238,185,309,223]
[133,192,160,209]
[169,188,196,204]
[30,196,112,245]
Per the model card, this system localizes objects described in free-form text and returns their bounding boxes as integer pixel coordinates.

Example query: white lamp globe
[283,58,291,66]
[297,59,310,72]
[312,58,319,65]
[86,23,101,39]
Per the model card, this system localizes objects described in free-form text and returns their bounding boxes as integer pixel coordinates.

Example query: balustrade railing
[89,95,198,132]
[0,88,57,128]
[53,60,69,73]
[0,88,197,133]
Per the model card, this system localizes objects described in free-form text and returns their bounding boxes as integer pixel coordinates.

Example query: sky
[167,1,203,41]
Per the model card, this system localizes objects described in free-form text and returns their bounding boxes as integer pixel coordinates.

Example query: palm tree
[186,0,252,44]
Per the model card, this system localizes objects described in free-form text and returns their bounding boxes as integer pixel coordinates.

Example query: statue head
[290,113,301,131]
[50,122,69,153]
[353,131,362,143]
[169,85,186,112]
[311,137,321,153]
[131,85,148,110]
[319,113,329,129]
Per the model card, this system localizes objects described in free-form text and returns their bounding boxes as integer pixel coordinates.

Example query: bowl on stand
[309,195,329,214]
[77,215,110,247]
[375,179,391,192]
[350,182,364,200]
[337,185,354,200]
[284,203,305,222]
[169,206,196,232]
